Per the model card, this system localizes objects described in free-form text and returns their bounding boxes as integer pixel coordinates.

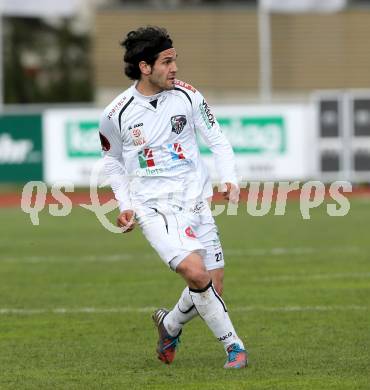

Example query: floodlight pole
[258,2,272,102]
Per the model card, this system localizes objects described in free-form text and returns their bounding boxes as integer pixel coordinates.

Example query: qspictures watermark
[20,161,352,234]
[211,180,352,219]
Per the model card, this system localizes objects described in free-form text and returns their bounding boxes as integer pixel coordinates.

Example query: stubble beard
[147,76,169,93]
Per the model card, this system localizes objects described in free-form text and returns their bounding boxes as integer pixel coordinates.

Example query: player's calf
[189,280,247,368]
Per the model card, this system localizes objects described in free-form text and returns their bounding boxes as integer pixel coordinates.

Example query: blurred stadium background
[0,1,369,389]
[1,0,370,185]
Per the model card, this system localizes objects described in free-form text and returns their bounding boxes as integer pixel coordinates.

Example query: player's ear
[139,61,152,76]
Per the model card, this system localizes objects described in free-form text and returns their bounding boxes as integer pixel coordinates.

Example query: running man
[99,26,247,369]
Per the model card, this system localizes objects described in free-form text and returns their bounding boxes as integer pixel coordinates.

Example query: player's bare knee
[179,265,209,289]
[176,252,209,289]
[188,276,209,290]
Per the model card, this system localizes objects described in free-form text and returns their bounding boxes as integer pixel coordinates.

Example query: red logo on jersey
[185,226,196,238]
[99,132,110,151]
[107,97,126,120]
[174,80,196,93]
[168,143,186,160]
[138,148,155,168]
[131,127,146,146]
[144,149,155,167]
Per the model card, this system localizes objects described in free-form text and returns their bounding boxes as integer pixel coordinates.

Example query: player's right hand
[117,210,135,233]
[221,182,240,204]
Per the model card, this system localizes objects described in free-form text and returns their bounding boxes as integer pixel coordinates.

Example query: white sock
[189,280,244,351]
[164,287,198,337]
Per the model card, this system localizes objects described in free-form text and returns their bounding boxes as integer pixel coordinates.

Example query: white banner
[203,104,316,181]
[0,0,79,17]
[260,0,346,13]
[43,105,316,185]
[43,109,102,186]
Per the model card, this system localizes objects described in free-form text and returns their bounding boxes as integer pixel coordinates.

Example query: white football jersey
[99,80,237,211]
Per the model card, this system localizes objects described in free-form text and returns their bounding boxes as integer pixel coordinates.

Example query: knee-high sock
[164,286,198,337]
[189,280,244,351]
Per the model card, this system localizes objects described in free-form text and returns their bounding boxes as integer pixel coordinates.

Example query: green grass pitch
[0,198,369,389]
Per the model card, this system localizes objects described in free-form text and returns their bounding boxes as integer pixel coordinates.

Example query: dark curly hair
[121,26,173,80]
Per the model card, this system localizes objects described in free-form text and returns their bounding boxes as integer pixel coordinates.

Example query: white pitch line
[43,270,370,289]
[0,305,368,316]
[0,253,147,263]
[234,305,370,312]
[254,272,370,282]
[227,246,361,257]
[0,307,157,315]
[0,246,362,263]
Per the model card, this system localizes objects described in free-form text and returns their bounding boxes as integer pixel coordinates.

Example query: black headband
[155,40,173,55]
[137,40,173,62]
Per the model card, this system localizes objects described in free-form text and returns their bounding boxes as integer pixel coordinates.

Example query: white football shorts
[135,201,224,271]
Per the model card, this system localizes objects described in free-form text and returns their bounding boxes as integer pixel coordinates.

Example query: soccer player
[99,26,247,369]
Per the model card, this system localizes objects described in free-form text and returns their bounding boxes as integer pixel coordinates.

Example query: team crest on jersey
[171,115,187,135]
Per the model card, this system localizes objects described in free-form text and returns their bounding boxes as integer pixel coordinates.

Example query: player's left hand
[222,182,240,204]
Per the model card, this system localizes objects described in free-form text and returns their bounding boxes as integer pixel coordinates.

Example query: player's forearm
[103,155,133,211]
[208,136,238,185]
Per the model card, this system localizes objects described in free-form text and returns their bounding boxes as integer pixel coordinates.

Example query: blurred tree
[3,17,93,104]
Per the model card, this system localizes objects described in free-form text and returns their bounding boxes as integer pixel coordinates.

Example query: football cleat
[223,343,248,369]
[152,308,181,364]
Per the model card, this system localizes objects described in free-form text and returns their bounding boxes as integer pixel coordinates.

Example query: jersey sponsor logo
[138,148,155,168]
[128,123,143,130]
[136,166,164,176]
[171,115,187,134]
[174,80,196,93]
[199,99,216,129]
[135,145,191,176]
[129,123,146,146]
[191,200,206,214]
[167,143,186,160]
[99,132,111,151]
[185,226,196,238]
[134,160,191,177]
[107,97,127,120]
